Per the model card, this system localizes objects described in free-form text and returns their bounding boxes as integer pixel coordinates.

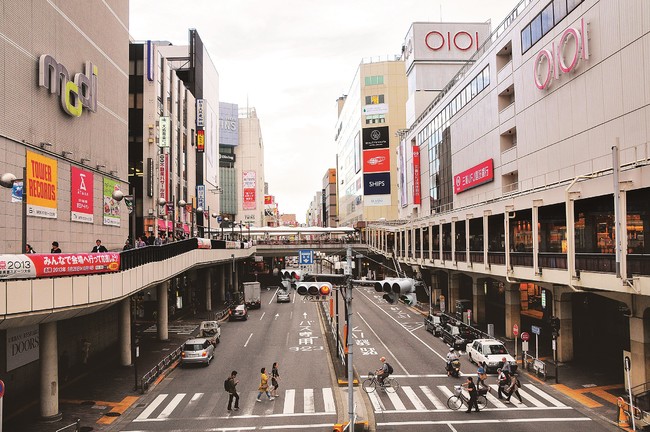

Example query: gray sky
[129,0,516,222]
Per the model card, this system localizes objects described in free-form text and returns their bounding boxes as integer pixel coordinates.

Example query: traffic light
[550,316,560,337]
[280,269,302,282]
[374,278,416,304]
[296,282,332,300]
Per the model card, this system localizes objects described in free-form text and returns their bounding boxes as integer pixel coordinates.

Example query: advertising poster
[362,126,389,150]
[242,171,256,210]
[197,130,205,153]
[453,159,494,194]
[0,253,121,280]
[11,181,22,202]
[363,172,391,195]
[26,150,57,218]
[7,326,39,371]
[103,178,120,226]
[363,148,390,173]
[71,167,94,223]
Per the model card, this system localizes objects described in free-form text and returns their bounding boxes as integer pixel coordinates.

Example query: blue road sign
[531,325,541,335]
[299,250,313,265]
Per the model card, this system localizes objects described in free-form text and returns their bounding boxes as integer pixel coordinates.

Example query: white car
[467,338,517,373]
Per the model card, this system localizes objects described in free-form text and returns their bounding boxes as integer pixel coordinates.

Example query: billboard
[103,178,120,226]
[362,126,389,150]
[219,102,239,146]
[454,159,494,194]
[71,167,94,223]
[26,151,57,218]
[363,148,390,173]
[363,172,391,195]
[7,326,39,371]
[0,253,120,280]
[243,170,256,210]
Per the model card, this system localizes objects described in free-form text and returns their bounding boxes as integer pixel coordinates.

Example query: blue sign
[299,250,313,265]
[531,325,541,335]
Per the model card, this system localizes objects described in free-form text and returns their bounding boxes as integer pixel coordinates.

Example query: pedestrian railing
[55,418,80,432]
[140,344,183,393]
[523,352,546,380]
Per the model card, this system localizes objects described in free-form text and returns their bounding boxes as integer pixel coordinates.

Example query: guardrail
[55,418,80,432]
[523,352,546,380]
[140,344,183,393]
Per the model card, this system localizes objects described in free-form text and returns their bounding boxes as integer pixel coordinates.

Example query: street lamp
[211,212,218,239]
[223,217,229,240]
[112,188,136,249]
[178,199,187,239]
[1,169,27,253]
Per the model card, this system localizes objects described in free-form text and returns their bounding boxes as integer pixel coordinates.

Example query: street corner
[550,383,625,409]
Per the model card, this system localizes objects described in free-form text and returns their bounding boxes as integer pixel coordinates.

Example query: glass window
[541,3,554,35]
[483,67,490,88]
[464,85,472,104]
[128,60,135,75]
[530,14,543,45]
[377,75,384,85]
[471,78,478,97]
[521,25,532,53]
[128,93,134,109]
[567,0,581,13]
[136,60,144,76]
[554,0,567,24]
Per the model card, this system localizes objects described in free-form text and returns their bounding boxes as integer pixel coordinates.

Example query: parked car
[181,338,215,367]
[467,338,518,373]
[228,304,248,321]
[424,314,447,336]
[440,323,476,351]
[198,320,221,345]
[276,289,291,303]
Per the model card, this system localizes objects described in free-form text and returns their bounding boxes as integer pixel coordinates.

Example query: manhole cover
[81,400,96,406]
[80,427,94,432]
[104,412,121,417]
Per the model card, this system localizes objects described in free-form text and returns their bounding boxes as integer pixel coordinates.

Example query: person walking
[25,244,36,254]
[463,376,480,413]
[504,374,523,403]
[476,366,488,393]
[496,368,509,399]
[270,362,280,397]
[91,239,108,253]
[256,367,274,402]
[225,371,240,411]
[50,241,62,253]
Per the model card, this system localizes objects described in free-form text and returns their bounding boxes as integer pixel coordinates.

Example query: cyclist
[462,376,480,413]
[375,356,392,386]
[446,348,459,376]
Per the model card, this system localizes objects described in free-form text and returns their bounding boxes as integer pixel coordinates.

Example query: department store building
[367,0,650,387]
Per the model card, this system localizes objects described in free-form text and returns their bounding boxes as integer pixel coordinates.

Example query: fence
[140,345,183,393]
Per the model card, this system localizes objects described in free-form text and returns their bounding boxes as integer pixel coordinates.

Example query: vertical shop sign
[159,116,170,148]
[413,145,421,205]
[242,171,256,210]
[26,151,57,218]
[197,130,205,153]
[71,166,94,223]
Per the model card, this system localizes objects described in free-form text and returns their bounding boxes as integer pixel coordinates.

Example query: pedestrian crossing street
[133,383,570,421]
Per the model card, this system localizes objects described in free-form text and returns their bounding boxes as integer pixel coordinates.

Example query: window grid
[521,0,584,54]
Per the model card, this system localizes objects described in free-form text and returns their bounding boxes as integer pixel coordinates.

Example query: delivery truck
[243,281,261,309]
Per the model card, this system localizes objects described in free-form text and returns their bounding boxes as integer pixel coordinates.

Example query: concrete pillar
[629,304,650,388]
[429,272,441,312]
[119,298,131,366]
[219,265,226,302]
[448,272,460,315]
[472,277,486,325]
[40,321,61,420]
[234,261,239,292]
[552,288,574,362]
[157,281,169,341]
[205,268,212,311]
[504,283,521,339]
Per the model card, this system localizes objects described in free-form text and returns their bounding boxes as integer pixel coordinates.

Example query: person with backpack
[225,371,239,411]
[376,356,393,386]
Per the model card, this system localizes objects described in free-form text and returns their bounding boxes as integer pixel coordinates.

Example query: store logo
[533,19,589,90]
[371,129,381,141]
[425,31,479,51]
[39,54,98,117]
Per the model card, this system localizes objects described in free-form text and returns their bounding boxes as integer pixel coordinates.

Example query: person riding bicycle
[446,348,459,376]
[375,356,393,386]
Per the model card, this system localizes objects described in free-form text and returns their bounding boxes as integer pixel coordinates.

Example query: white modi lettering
[534,19,589,90]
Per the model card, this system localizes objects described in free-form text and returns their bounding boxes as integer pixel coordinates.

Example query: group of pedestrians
[224,362,280,411]
[462,358,521,413]
[25,239,109,254]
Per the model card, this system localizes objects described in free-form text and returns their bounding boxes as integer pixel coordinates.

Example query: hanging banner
[11,181,23,203]
[196,99,205,127]
[158,153,168,216]
[26,151,57,218]
[71,167,94,223]
[0,253,120,280]
[197,130,205,153]
[103,178,120,226]
[243,171,256,210]
[413,145,421,205]
[159,116,170,148]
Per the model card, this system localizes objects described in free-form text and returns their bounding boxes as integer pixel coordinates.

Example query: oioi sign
[534,18,589,90]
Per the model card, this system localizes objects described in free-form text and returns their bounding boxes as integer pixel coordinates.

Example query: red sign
[521,332,530,341]
[243,188,256,207]
[513,324,519,336]
[412,145,421,205]
[264,195,274,205]
[197,130,205,152]
[363,148,390,173]
[0,253,120,280]
[425,30,479,51]
[453,159,494,194]
[71,167,94,223]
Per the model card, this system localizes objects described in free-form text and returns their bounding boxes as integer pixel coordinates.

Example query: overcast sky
[129,0,515,223]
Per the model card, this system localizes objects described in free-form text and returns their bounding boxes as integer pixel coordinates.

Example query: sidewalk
[5,309,226,432]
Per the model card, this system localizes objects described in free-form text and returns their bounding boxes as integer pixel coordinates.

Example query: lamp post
[178,199,186,240]
[1,168,27,253]
[238,220,243,241]
[112,188,137,251]
[211,213,218,239]
[196,206,204,238]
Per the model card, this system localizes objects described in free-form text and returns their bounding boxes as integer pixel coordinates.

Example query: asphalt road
[110,287,338,431]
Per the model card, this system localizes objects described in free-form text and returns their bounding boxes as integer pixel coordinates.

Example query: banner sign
[197,130,205,153]
[71,166,94,223]
[363,172,391,195]
[197,238,211,249]
[219,153,235,163]
[158,153,167,216]
[197,185,205,209]
[196,99,205,127]
[159,116,170,148]
[242,171,256,210]
[413,145,421,204]
[102,178,120,226]
[453,158,494,194]
[264,195,274,205]
[7,326,39,371]
[0,253,120,280]
[11,181,23,202]
[26,151,57,218]
[362,148,390,173]
[362,126,389,150]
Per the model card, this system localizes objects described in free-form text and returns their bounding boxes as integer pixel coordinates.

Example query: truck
[242,281,261,309]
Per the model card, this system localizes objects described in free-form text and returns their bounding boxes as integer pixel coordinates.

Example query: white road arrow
[274,313,279,320]
[303,312,308,319]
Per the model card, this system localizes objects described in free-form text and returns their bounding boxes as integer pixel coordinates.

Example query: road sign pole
[535,333,539,360]
[345,245,355,432]
[553,335,558,384]
[625,356,636,431]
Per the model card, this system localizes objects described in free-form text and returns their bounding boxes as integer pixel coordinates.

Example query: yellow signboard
[26,151,57,218]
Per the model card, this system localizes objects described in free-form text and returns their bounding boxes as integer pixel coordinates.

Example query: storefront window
[539,203,566,253]
[510,210,533,252]
[519,283,551,320]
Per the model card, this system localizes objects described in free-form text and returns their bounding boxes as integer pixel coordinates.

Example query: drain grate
[80,400,96,406]
[104,412,121,417]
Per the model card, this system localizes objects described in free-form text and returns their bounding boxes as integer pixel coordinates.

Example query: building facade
[235,107,265,228]
[322,168,338,227]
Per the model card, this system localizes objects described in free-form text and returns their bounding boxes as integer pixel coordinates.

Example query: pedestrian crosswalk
[133,383,570,421]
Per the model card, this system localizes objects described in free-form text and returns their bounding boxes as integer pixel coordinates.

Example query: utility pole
[345,245,355,432]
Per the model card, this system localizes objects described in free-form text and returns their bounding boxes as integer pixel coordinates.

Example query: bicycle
[446,385,488,411]
[362,372,400,393]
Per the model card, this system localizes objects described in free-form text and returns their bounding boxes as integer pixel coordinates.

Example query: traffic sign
[0,379,5,398]
[531,325,541,335]
[513,324,519,336]
[298,249,313,265]
[521,332,530,341]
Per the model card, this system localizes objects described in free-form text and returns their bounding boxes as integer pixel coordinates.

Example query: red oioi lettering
[425,31,479,51]
[534,18,589,90]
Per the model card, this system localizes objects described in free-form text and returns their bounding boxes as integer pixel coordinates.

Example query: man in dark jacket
[226,371,239,411]
[91,239,108,253]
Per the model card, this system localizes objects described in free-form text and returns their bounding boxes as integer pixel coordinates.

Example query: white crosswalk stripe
[402,386,426,410]
[323,388,336,413]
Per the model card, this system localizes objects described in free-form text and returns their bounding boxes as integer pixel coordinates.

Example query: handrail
[140,344,183,393]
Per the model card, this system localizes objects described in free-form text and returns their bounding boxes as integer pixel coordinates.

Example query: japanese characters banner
[26,150,58,218]
[103,178,121,226]
[453,158,494,194]
[0,253,120,280]
[413,145,421,204]
[71,167,94,223]
[242,170,256,210]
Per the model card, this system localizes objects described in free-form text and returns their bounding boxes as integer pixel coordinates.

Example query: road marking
[437,385,455,401]
[135,394,167,420]
[447,423,459,432]
[243,333,253,348]
[269,287,280,304]
[517,387,546,407]
[524,383,566,407]
[486,385,508,408]
[323,388,335,413]
[283,389,295,414]
[357,312,410,375]
[420,385,446,409]
[390,374,450,378]
[180,392,203,416]
[378,417,591,426]
[386,389,406,410]
[260,424,339,430]
[304,388,315,413]
[367,391,385,411]
[259,312,266,320]
[199,393,220,417]
[158,393,185,418]
[402,386,426,410]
